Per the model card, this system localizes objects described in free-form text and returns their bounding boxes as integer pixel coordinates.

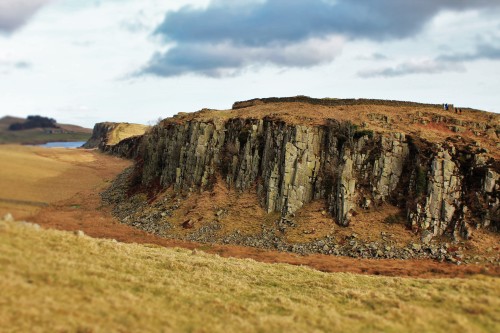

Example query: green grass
[1,220,499,333]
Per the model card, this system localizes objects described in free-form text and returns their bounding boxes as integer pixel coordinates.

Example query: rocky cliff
[102,97,499,252]
[83,122,149,157]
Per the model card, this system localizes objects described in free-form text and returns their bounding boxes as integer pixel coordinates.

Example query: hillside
[95,97,499,264]
[0,144,130,219]
[0,116,92,144]
[1,217,499,333]
[3,144,494,279]
[82,122,149,152]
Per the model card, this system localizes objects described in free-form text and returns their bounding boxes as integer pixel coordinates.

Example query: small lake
[37,141,86,148]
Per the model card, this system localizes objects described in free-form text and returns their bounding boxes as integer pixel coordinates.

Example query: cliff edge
[83,122,149,156]
[101,97,499,261]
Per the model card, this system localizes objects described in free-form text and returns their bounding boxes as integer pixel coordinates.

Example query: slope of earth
[0,116,91,144]
[32,178,500,279]
[1,219,500,333]
[104,97,499,265]
[0,144,130,219]
[2,144,498,278]
[104,170,500,266]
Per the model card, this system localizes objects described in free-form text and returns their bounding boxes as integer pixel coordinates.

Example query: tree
[8,116,58,131]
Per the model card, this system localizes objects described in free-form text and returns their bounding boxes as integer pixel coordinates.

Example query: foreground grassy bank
[0,220,499,333]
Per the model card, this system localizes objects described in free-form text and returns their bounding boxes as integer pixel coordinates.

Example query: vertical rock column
[372,133,409,203]
[336,148,357,226]
[281,125,323,215]
[483,169,499,229]
[409,149,463,236]
[259,123,323,216]
[140,121,225,191]
[326,132,409,227]
[223,119,264,190]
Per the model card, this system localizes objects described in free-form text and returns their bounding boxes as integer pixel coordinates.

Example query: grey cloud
[356,53,389,61]
[0,0,52,33]
[155,0,499,45]
[14,61,31,69]
[143,0,500,77]
[438,44,500,62]
[358,59,465,78]
[142,37,344,77]
[371,53,388,61]
[359,41,500,78]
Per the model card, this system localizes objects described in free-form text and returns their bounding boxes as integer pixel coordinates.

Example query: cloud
[0,0,52,33]
[141,0,500,78]
[358,59,466,78]
[142,36,344,77]
[154,0,499,45]
[0,59,32,75]
[438,43,500,62]
[360,42,500,78]
[356,53,388,61]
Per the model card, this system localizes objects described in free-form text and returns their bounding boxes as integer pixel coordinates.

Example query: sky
[1,0,499,128]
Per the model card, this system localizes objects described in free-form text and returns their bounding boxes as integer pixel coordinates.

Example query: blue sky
[1,0,499,127]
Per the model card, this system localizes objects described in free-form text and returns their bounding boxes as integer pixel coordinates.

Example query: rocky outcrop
[83,122,149,157]
[105,135,144,159]
[83,122,118,149]
[409,149,463,237]
[483,169,500,230]
[232,96,443,110]
[122,112,498,239]
[323,132,410,226]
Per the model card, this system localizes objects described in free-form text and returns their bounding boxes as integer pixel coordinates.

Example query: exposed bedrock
[83,122,119,149]
[83,122,149,156]
[126,117,499,239]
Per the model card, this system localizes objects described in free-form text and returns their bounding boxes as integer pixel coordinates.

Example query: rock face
[105,135,144,159]
[83,122,149,158]
[122,108,499,239]
[83,122,119,149]
[408,149,463,237]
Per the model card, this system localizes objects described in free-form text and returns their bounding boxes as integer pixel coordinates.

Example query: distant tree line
[9,115,59,131]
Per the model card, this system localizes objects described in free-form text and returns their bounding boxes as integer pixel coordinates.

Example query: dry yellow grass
[1,219,499,333]
[0,144,129,219]
[107,123,149,146]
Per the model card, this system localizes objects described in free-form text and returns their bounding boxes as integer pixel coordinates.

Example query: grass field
[0,144,129,219]
[1,219,499,333]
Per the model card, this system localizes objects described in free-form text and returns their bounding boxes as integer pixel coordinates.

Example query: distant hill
[0,115,92,145]
[0,116,25,128]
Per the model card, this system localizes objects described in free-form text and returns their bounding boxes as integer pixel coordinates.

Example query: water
[37,141,86,148]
